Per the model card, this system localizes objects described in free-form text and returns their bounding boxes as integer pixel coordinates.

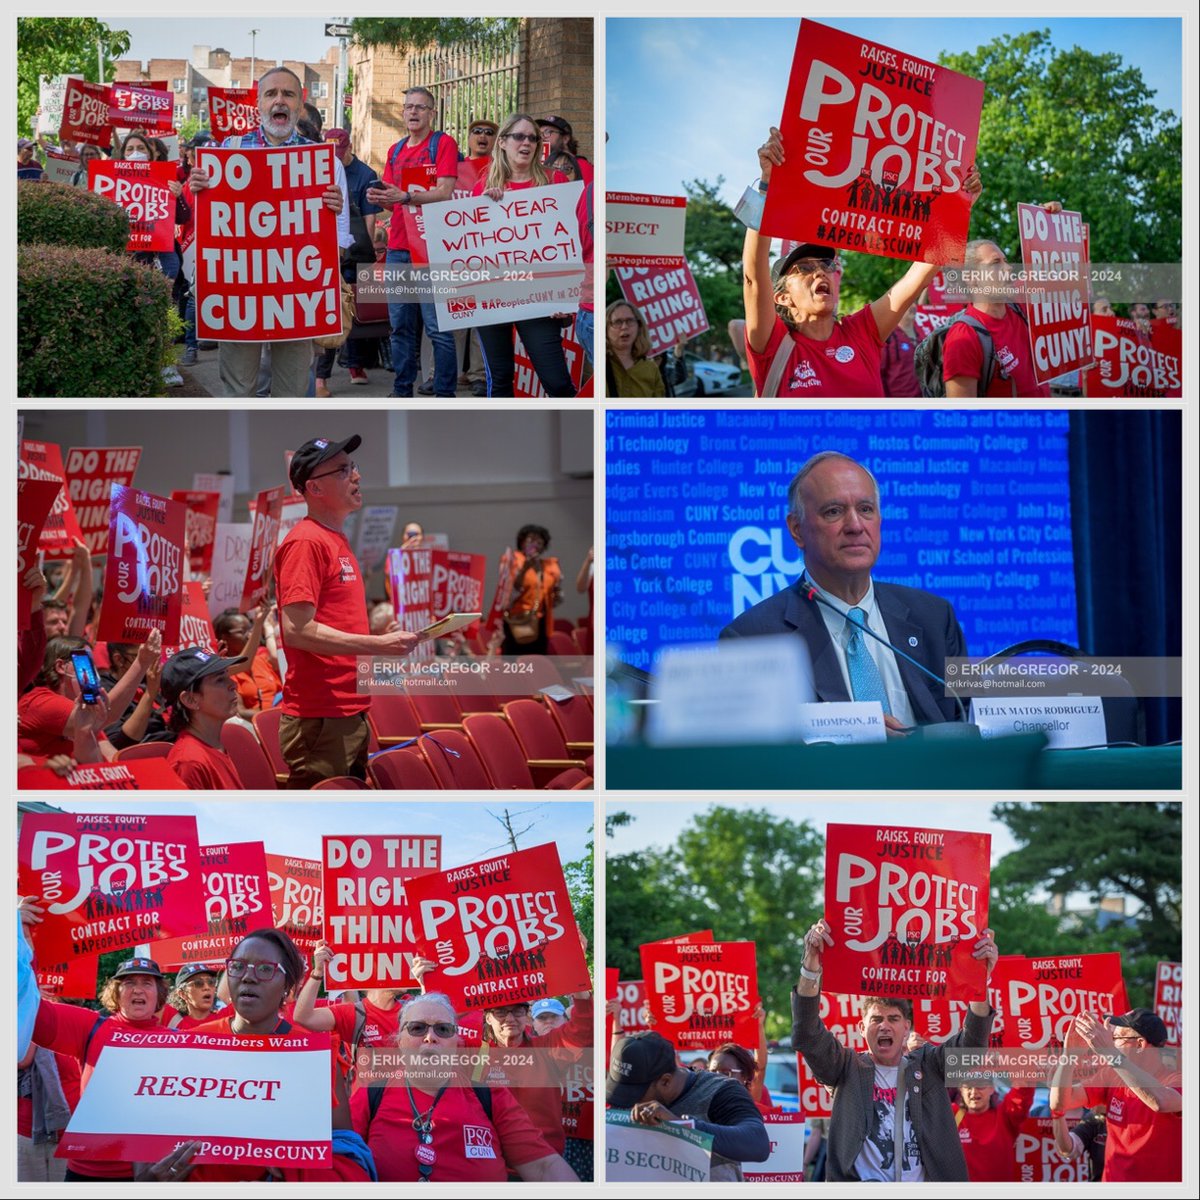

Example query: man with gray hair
[720,451,965,729]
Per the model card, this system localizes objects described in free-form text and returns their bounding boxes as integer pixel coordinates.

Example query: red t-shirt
[274,517,369,718]
[1087,1081,1183,1182]
[234,647,283,712]
[327,995,403,1052]
[747,307,884,397]
[351,1082,553,1182]
[17,687,109,758]
[382,132,460,252]
[942,304,1050,397]
[470,170,570,196]
[167,729,245,790]
[954,1088,1032,1181]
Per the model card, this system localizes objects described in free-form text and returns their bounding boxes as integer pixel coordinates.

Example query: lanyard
[408,1085,448,1182]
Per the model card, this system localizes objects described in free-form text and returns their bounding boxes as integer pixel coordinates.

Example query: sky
[607,17,1183,207]
[116,18,339,69]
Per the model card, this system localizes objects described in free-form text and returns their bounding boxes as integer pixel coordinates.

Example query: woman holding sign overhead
[743,127,981,397]
[471,114,577,398]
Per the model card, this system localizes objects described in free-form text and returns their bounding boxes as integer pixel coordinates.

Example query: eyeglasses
[711,1065,747,1078]
[470,127,494,136]
[402,1021,457,1038]
[403,103,432,113]
[225,959,286,982]
[491,1006,530,1019]
[609,317,638,328]
[309,460,357,482]
[788,257,842,276]
[504,132,539,144]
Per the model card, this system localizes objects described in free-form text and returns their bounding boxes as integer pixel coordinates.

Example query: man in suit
[793,917,999,1181]
[720,451,965,727]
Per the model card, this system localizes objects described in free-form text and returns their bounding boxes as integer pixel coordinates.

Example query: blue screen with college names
[606,409,1078,672]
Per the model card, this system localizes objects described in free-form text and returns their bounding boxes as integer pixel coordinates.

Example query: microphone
[799,580,972,728]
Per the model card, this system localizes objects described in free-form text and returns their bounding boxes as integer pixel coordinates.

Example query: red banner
[267,854,324,957]
[321,835,442,989]
[153,842,272,966]
[37,957,101,1001]
[1012,1117,1089,1183]
[96,486,186,646]
[761,20,984,264]
[561,1057,594,1140]
[108,81,173,132]
[615,978,652,1040]
[1016,203,1092,384]
[17,476,63,631]
[615,263,710,355]
[1154,961,1181,1047]
[207,85,259,140]
[798,992,867,1118]
[171,490,221,576]
[60,78,113,148]
[17,760,190,791]
[240,485,286,612]
[17,812,206,962]
[65,445,143,555]
[991,953,1128,1049]
[913,303,961,342]
[408,842,590,1012]
[430,550,487,637]
[822,823,990,1000]
[172,582,218,654]
[387,546,435,658]
[639,940,758,1050]
[194,144,341,342]
[913,987,1005,1045]
[1084,315,1182,397]
[19,441,85,558]
[513,321,586,398]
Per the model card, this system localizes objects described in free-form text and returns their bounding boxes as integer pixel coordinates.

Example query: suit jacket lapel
[784,583,849,703]
[876,587,943,724]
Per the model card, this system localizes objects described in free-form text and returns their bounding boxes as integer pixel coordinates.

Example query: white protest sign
[275,498,308,547]
[39,74,72,136]
[797,701,887,745]
[971,697,1107,748]
[745,1111,806,1183]
[43,147,80,185]
[648,635,814,746]
[193,472,236,524]
[356,505,398,572]
[605,1110,712,1182]
[208,522,252,618]
[605,193,688,267]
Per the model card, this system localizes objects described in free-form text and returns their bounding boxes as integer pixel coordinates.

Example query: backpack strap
[760,326,795,398]
[82,1014,107,1062]
[584,182,594,236]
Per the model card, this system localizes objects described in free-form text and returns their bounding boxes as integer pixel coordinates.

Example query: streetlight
[250,28,260,83]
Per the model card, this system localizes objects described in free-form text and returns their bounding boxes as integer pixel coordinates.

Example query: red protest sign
[194,144,342,342]
[321,835,442,989]
[153,842,273,966]
[399,159,482,264]
[17,760,189,791]
[408,842,590,1012]
[913,303,962,342]
[96,485,186,646]
[37,957,101,1001]
[19,441,85,558]
[431,550,488,637]
[615,979,653,1042]
[60,78,113,148]
[561,1057,594,1140]
[913,986,1005,1046]
[761,21,984,265]
[240,485,286,612]
[640,940,759,1050]
[65,445,142,555]
[798,991,867,1118]
[1016,204,1092,384]
[1154,961,1181,1047]
[513,321,586,398]
[1012,1117,1089,1183]
[173,582,218,653]
[1149,322,1183,397]
[822,823,990,1000]
[615,264,710,355]
[267,854,323,957]
[171,490,221,576]
[108,81,173,132]
[207,85,259,140]
[387,546,435,658]
[17,476,63,631]
[991,953,1128,1049]
[17,812,206,962]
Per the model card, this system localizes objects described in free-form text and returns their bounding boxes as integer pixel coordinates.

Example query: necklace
[408,1085,447,1182]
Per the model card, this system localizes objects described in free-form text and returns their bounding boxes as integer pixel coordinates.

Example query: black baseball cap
[113,957,163,979]
[771,243,840,286]
[289,434,362,492]
[1109,1008,1169,1047]
[175,962,220,985]
[606,1031,676,1108]
[161,647,247,706]
[537,115,573,136]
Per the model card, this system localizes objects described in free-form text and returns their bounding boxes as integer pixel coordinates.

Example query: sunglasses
[504,132,539,144]
[787,258,842,276]
[402,1021,457,1038]
[470,127,495,136]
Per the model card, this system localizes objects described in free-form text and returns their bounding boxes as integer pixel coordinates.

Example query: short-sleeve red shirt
[747,307,884,397]
[18,687,110,758]
[167,729,244,790]
[382,132,460,252]
[942,304,1050,397]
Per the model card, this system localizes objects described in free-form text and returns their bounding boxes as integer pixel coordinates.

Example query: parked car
[685,353,742,396]
[763,1051,800,1113]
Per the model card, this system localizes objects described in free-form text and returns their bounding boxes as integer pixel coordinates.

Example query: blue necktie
[846,606,892,716]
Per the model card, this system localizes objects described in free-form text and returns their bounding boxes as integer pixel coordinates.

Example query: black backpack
[913,304,1028,397]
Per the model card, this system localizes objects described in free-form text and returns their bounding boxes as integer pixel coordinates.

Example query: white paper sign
[39,74,71,136]
[971,696,1107,748]
[193,472,236,524]
[648,635,814,746]
[745,1112,807,1183]
[797,701,887,745]
[606,1111,712,1183]
[43,147,80,185]
[605,192,688,266]
[208,522,251,618]
[356,505,398,571]
[275,499,308,547]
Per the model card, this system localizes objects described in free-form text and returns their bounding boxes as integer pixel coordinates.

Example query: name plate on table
[797,702,886,745]
[647,635,813,746]
[972,697,1107,748]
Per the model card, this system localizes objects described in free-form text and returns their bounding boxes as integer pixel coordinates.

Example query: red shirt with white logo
[1087,1081,1183,1182]
[382,132,460,252]
[942,304,1050,397]
[953,1088,1032,1181]
[274,517,368,718]
[328,995,403,1054]
[167,729,244,790]
[351,1082,554,1181]
[747,307,884,397]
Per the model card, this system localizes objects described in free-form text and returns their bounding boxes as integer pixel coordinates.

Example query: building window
[174,104,187,123]
[172,78,186,93]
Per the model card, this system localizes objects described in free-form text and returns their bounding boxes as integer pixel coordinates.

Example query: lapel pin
[908,637,918,647]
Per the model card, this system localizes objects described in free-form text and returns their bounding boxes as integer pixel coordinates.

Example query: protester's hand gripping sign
[57,1029,333,1167]
[193,144,341,342]
[615,263,710,354]
[761,20,984,264]
[18,812,206,962]
[420,181,586,329]
[65,445,142,555]
[19,440,85,558]
[267,854,323,957]
[407,842,591,1012]
[59,78,113,148]
[1155,961,1181,1046]
[991,953,1129,1049]
[241,485,286,613]
[96,485,186,646]
[321,835,442,989]
[17,475,62,630]
[639,939,759,1050]
[207,85,259,140]
[822,823,991,999]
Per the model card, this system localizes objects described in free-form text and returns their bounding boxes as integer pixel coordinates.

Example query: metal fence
[408,32,520,147]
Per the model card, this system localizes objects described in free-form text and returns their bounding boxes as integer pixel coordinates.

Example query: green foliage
[176,114,205,144]
[17,18,131,137]
[19,243,175,398]
[563,827,595,976]
[349,18,520,54]
[18,180,130,253]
